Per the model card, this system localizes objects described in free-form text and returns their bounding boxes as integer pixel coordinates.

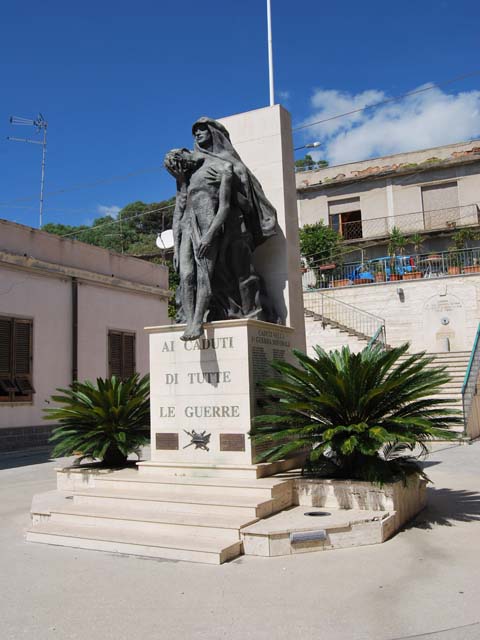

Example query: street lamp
[294,141,322,151]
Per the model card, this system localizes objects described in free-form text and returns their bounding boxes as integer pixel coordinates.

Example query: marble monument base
[143,318,304,479]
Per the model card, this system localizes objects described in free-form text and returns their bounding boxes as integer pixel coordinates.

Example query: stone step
[42,502,258,539]
[26,522,241,564]
[94,469,290,500]
[69,486,277,519]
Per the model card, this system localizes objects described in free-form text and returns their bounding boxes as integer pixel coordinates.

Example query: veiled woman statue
[164,117,277,341]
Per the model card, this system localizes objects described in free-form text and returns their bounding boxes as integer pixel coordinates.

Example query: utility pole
[266,0,274,106]
[7,114,48,229]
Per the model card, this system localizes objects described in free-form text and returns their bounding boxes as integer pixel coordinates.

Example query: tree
[295,155,329,170]
[299,221,341,267]
[251,344,460,484]
[45,374,151,467]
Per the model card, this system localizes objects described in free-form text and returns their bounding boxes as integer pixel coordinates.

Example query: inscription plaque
[220,433,246,452]
[155,433,179,450]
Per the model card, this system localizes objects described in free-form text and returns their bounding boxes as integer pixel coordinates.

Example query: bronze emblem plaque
[155,432,179,450]
[219,433,245,452]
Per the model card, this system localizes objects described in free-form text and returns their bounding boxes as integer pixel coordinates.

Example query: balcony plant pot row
[333,279,351,288]
[403,272,422,280]
[464,265,480,274]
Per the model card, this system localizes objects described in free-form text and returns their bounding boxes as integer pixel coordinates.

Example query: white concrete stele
[219,105,306,353]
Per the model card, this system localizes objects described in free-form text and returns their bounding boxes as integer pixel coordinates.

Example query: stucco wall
[304,274,480,353]
[0,219,168,290]
[77,281,168,381]
[0,266,70,429]
[297,163,480,233]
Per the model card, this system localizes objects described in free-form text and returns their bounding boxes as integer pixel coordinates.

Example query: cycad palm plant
[252,344,461,483]
[45,374,150,466]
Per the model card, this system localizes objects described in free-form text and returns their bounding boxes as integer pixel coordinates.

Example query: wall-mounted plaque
[220,433,246,452]
[155,433,179,450]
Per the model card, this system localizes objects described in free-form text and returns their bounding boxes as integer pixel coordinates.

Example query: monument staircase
[27,465,294,565]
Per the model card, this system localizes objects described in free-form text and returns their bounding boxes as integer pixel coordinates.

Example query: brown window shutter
[13,320,32,375]
[0,318,12,376]
[122,333,136,379]
[108,331,123,378]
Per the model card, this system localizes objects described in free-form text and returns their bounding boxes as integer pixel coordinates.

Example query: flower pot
[389,274,403,281]
[463,265,480,274]
[448,266,461,275]
[375,273,386,282]
[333,279,351,288]
[353,278,374,285]
[403,272,422,280]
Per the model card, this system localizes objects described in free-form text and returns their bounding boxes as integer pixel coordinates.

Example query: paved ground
[1,442,480,640]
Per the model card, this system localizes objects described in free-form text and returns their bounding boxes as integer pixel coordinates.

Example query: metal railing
[304,294,386,346]
[302,246,480,291]
[338,204,479,241]
[462,323,480,433]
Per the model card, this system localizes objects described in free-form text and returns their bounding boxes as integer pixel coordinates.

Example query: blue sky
[1,0,480,229]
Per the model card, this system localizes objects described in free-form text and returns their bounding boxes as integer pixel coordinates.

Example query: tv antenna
[7,114,48,228]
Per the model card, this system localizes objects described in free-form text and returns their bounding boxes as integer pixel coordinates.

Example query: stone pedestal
[143,319,302,477]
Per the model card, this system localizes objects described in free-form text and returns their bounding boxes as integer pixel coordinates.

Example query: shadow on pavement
[409,487,480,529]
[0,447,53,470]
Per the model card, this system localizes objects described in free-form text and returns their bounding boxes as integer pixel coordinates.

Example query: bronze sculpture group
[165,117,278,341]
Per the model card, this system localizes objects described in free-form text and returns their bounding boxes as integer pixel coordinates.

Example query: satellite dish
[156,230,174,250]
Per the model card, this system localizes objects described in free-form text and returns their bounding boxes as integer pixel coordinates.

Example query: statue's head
[192,117,232,154]
[192,122,213,150]
[164,148,198,178]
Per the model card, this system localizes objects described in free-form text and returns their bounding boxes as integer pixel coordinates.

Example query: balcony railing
[302,246,480,290]
[337,204,479,241]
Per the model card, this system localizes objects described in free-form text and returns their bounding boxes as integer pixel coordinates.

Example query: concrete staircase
[305,312,370,354]
[397,351,469,434]
[26,467,293,564]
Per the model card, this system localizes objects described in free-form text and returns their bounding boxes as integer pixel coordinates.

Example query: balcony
[302,246,480,291]
[334,204,480,242]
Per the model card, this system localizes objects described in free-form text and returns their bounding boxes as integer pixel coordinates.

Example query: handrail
[461,323,480,433]
[304,292,386,346]
[367,325,387,349]
[462,323,480,395]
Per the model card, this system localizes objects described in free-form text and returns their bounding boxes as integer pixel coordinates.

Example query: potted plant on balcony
[373,261,386,282]
[450,229,480,273]
[403,233,423,279]
[388,227,406,281]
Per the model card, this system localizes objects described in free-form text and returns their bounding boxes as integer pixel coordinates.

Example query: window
[421,182,459,230]
[108,331,136,379]
[0,316,34,403]
[328,198,363,240]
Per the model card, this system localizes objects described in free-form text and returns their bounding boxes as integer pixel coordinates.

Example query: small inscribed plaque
[219,433,245,452]
[156,433,179,450]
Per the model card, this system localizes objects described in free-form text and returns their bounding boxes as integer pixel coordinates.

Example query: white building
[0,220,170,452]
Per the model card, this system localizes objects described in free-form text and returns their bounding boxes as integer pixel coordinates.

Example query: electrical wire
[293,70,480,132]
[54,202,175,239]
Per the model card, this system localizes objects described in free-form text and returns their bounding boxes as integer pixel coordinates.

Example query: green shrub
[45,374,150,466]
[251,344,460,484]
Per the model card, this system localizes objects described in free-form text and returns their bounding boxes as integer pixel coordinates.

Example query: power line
[293,69,480,132]
[0,165,164,207]
[2,67,478,222]
[53,202,175,239]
